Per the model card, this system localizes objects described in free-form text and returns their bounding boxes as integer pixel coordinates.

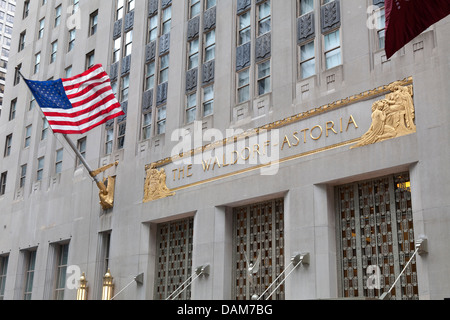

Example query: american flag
[23,64,124,135]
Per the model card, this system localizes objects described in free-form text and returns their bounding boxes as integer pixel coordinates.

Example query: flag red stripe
[50,112,125,135]
[43,96,118,118]
[46,104,123,126]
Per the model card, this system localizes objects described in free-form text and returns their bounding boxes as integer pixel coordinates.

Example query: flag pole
[15,67,104,189]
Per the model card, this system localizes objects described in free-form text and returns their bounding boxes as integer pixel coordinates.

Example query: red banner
[385,0,450,59]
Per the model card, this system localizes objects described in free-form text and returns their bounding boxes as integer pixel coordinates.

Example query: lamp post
[102,269,114,300]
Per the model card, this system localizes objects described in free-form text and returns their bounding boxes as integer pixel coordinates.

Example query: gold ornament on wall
[143,163,175,203]
[351,82,416,149]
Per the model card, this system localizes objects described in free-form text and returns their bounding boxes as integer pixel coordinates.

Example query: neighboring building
[0,0,449,301]
[0,0,16,116]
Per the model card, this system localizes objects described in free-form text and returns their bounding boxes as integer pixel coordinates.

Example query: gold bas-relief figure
[143,163,175,203]
[90,162,118,210]
[351,83,416,149]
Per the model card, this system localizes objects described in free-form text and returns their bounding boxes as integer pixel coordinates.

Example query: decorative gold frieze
[143,164,175,203]
[90,162,119,210]
[351,82,416,149]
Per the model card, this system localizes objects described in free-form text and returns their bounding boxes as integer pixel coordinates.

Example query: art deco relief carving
[351,83,416,149]
[143,164,175,203]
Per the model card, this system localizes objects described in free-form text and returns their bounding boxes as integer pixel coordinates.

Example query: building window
[204,29,215,62]
[19,31,26,51]
[159,54,169,84]
[55,5,62,27]
[9,99,16,121]
[24,125,32,148]
[299,0,314,15]
[121,74,130,102]
[14,64,22,86]
[76,138,86,167]
[117,122,126,150]
[89,10,98,36]
[55,149,63,174]
[68,29,76,52]
[38,18,45,39]
[257,0,271,36]
[324,29,341,69]
[41,119,49,140]
[142,112,152,140]
[148,14,158,42]
[105,128,114,154]
[0,172,6,195]
[72,0,79,13]
[65,66,73,78]
[154,217,194,300]
[23,0,30,19]
[203,85,214,117]
[116,0,124,20]
[4,134,12,157]
[336,173,419,299]
[19,164,27,188]
[257,60,271,96]
[161,5,172,35]
[186,92,197,123]
[34,52,41,74]
[0,255,9,300]
[127,0,135,12]
[376,6,386,49]
[145,61,155,91]
[233,199,285,300]
[205,0,216,10]
[50,40,58,63]
[124,30,132,57]
[37,157,45,181]
[86,50,95,69]
[190,0,201,19]
[238,11,251,46]
[23,250,37,300]
[54,243,69,300]
[300,41,315,79]
[112,37,121,63]
[157,106,166,135]
[188,38,199,70]
[237,69,250,103]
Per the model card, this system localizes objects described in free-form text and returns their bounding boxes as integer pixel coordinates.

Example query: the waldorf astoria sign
[143,77,415,203]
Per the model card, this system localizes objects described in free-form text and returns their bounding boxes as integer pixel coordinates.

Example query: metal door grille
[336,172,419,299]
[233,199,285,300]
[154,217,194,300]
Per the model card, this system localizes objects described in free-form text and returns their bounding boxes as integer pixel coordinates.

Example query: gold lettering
[202,159,212,171]
[310,125,323,140]
[253,144,261,158]
[213,156,221,170]
[178,166,185,180]
[241,147,250,161]
[263,141,270,155]
[340,117,343,133]
[231,151,239,165]
[281,135,292,150]
[326,121,337,137]
[300,128,309,143]
[187,164,193,177]
[292,132,300,146]
[172,169,177,181]
[346,115,358,131]
[222,153,229,167]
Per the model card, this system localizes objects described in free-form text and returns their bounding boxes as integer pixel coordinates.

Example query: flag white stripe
[47,109,124,132]
[66,82,112,104]
[64,76,110,96]
[43,100,121,123]
[61,66,105,87]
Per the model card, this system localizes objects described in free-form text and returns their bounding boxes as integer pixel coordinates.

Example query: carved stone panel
[161,0,171,9]
[157,82,168,106]
[237,0,251,14]
[113,19,122,40]
[142,89,153,112]
[110,62,119,81]
[159,33,170,55]
[148,0,158,16]
[297,12,315,44]
[236,42,251,71]
[124,10,134,32]
[187,16,200,41]
[202,60,215,86]
[146,41,157,62]
[121,55,131,75]
[255,32,271,62]
[203,6,216,32]
[321,0,341,33]
[186,68,198,93]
